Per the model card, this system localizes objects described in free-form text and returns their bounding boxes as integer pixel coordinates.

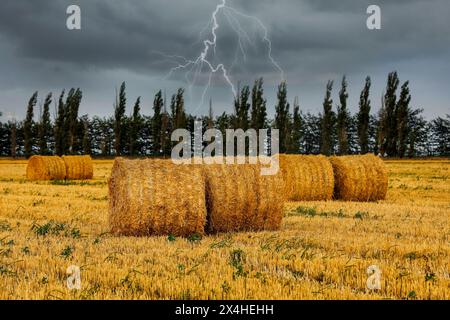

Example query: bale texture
[26,156,66,180]
[279,154,334,201]
[330,154,388,201]
[108,158,206,237]
[203,160,285,233]
[62,155,94,180]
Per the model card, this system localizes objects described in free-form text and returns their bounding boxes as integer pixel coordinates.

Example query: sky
[0,0,449,121]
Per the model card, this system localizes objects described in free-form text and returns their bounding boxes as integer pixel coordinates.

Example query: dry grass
[0,158,449,299]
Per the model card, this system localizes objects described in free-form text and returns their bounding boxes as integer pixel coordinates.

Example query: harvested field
[0,158,449,299]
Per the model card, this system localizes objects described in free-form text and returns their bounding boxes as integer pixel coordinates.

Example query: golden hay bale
[108,158,206,237]
[279,154,334,201]
[26,156,66,180]
[330,154,388,201]
[203,160,285,233]
[62,155,94,180]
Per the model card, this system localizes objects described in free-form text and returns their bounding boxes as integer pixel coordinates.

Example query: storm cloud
[0,0,449,119]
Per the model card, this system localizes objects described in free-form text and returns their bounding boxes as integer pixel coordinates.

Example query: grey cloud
[0,0,449,119]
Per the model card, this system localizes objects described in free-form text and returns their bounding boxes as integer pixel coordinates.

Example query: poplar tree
[24,91,38,158]
[235,85,250,130]
[336,76,350,155]
[63,88,75,154]
[274,81,291,153]
[396,81,411,158]
[38,93,52,155]
[381,72,399,156]
[152,90,163,155]
[320,81,334,156]
[290,96,302,154]
[114,82,126,155]
[171,88,187,130]
[54,90,66,156]
[160,91,172,157]
[10,119,17,159]
[251,78,267,130]
[65,88,82,154]
[357,77,371,154]
[129,96,142,156]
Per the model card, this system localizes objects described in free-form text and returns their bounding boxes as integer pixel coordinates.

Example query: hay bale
[26,156,66,180]
[108,158,206,237]
[330,154,388,201]
[279,154,334,201]
[62,155,94,180]
[203,160,285,233]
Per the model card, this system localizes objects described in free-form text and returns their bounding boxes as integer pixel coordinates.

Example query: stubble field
[0,158,449,299]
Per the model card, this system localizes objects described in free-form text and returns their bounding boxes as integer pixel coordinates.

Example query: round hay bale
[62,155,94,180]
[330,154,388,201]
[203,160,285,233]
[26,155,66,180]
[279,154,334,201]
[108,158,206,237]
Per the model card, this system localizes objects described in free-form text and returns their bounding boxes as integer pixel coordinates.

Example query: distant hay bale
[279,154,334,201]
[330,154,388,201]
[26,156,66,180]
[62,155,94,180]
[108,158,206,237]
[203,160,285,233]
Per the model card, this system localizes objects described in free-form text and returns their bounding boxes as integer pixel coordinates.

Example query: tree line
[0,71,448,158]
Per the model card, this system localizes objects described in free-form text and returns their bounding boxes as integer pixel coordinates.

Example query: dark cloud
[0,0,449,119]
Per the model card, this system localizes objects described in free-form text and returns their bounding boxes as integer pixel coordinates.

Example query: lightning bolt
[225,5,285,80]
[157,0,285,113]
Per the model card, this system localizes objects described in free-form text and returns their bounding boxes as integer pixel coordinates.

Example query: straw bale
[279,154,334,201]
[108,158,206,236]
[26,155,66,180]
[203,159,285,233]
[330,154,388,201]
[62,155,94,180]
